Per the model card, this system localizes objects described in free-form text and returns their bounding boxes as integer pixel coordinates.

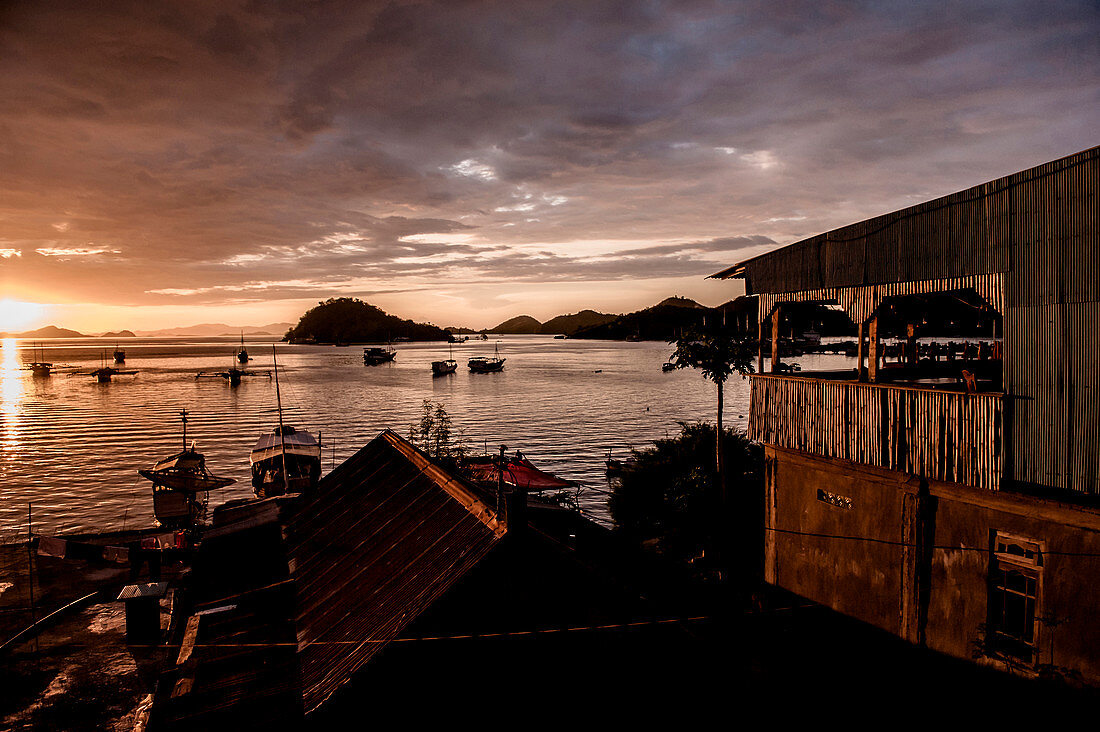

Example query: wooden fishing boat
[249,347,322,498]
[138,410,235,529]
[468,343,505,373]
[432,359,457,375]
[432,344,458,375]
[113,345,126,363]
[364,345,396,365]
[237,332,250,363]
[249,426,322,497]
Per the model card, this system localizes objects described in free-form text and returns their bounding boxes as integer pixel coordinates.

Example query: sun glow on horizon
[0,300,47,333]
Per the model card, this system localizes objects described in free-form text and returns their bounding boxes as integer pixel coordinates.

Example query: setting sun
[0,299,46,333]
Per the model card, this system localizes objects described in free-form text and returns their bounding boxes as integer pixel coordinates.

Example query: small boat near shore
[364,345,397,365]
[250,346,322,498]
[250,425,322,497]
[112,345,125,363]
[138,410,236,529]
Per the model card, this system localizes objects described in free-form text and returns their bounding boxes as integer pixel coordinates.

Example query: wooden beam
[857,320,866,380]
[770,307,781,373]
[868,315,879,382]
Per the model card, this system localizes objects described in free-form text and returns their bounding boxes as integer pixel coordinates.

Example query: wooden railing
[750,375,1003,490]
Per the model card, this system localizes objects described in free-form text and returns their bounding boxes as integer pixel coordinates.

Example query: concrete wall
[765,446,1100,684]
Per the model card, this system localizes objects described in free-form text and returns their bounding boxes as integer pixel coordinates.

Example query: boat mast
[272,345,290,495]
[181,408,188,451]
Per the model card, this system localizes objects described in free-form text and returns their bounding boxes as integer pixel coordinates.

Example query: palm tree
[668,326,756,504]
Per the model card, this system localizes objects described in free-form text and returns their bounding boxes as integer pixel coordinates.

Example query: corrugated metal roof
[149,430,506,729]
[713,146,1098,295]
[117,582,169,601]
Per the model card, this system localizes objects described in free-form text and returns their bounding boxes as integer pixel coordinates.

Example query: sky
[0,0,1097,332]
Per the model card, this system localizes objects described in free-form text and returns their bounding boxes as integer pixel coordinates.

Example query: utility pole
[27,502,38,654]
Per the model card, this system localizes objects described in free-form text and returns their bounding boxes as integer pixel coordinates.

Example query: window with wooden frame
[987,532,1043,664]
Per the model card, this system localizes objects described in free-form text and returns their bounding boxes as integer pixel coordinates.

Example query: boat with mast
[138,409,236,529]
[22,342,73,377]
[468,342,505,373]
[73,351,137,382]
[196,353,270,386]
[249,346,322,498]
[112,344,126,363]
[236,332,250,363]
[363,344,397,365]
[432,343,457,376]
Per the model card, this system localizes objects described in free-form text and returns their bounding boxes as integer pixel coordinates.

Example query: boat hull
[468,357,505,373]
[432,360,458,375]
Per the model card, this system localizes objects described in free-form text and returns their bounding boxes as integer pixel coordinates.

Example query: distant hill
[654,296,705,309]
[537,309,618,335]
[284,298,448,343]
[99,330,136,338]
[2,325,87,338]
[135,322,294,337]
[488,315,542,334]
[445,326,482,335]
[570,298,712,341]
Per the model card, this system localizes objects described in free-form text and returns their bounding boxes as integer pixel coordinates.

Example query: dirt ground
[0,544,169,731]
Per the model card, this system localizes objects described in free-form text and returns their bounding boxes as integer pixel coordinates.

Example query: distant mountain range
[569,297,715,341]
[135,322,294,337]
[0,325,89,338]
[487,309,619,335]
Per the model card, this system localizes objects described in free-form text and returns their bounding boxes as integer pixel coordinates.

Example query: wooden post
[857,321,866,380]
[757,311,765,374]
[868,315,880,382]
[27,502,37,654]
[906,323,918,366]
[770,306,781,373]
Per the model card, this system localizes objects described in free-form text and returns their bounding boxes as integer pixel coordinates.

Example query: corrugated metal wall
[735,147,1100,495]
[750,375,1003,491]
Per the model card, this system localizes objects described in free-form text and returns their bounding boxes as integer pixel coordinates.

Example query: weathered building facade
[715,146,1100,683]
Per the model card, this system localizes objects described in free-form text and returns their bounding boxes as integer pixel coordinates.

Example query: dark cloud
[0,0,1096,323]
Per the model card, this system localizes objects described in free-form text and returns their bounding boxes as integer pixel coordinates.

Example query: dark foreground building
[145,430,706,728]
[713,146,1100,684]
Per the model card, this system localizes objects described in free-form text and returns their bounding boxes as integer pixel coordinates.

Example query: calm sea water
[0,335,854,537]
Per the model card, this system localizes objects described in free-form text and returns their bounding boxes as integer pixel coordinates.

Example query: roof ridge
[379,430,506,538]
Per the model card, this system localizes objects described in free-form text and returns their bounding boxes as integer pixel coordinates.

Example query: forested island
[283,297,448,343]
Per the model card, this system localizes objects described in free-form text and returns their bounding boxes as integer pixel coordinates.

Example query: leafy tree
[408,399,467,468]
[668,326,756,503]
[610,422,763,572]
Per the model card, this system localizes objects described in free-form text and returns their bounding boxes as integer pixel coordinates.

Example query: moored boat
[249,425,322,497]
[364,345,397,365]
[468,343,505,373]
[237,332,250,363]
[138,410,236,529]
[432,359,457,375]
[250,346,322,497]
